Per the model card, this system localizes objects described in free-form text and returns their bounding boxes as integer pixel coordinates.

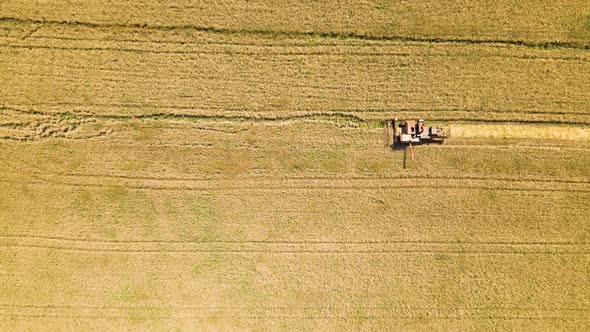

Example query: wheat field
[1,1,590,331]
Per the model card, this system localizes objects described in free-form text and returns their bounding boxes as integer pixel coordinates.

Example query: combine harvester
[389,119,449,161]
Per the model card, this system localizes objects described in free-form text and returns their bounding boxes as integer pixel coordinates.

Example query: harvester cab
[389,118,449,161]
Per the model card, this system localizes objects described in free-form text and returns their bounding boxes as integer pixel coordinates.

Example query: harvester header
[388,119,450,162]
[390,118,449,145]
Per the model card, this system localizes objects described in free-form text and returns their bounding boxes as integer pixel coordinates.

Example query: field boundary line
[2,178,590,193]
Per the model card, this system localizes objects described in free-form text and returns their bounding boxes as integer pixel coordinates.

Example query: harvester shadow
[389,143,408,169]
[390,140,445,169]
[403,146,407,169]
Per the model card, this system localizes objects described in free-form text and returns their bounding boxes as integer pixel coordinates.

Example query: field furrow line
[4,148,590,192]
[3,178,590,193]
[2,237,589,254]
[4,104,590,127]
[0,43,204,55]
[5,39,590,63]
[1,17,588,51]
[2,303,588,311]
[1,235,589,246]
[29,172,590,185]
[21,34,590,61]
[7,155,590,184]
[2,174,589,193]
[1,305,588,320]
[12,245,590,254]
[2,314,588,320]
[5,103,590,119]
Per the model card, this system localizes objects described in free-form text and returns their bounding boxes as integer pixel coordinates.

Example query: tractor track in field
[66,140,590,151]
[6,103,590,117]
[3,40,590,64]
[17,34,590,64]
[4,155,590,185]
[4,179,588,194]
[2,239,590,254]
[1,17,589,51]
[2,174,590,194]
[2,313,588,320]
[2,303,588,311]
[2,155,590,193]
[2,234,589,246]
[0,303,588,320]
[0,103,590,126]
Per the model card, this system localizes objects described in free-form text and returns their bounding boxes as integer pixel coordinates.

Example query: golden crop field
[1,1,590,331]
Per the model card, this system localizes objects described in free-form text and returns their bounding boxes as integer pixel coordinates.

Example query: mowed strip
[1,21,589,123]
